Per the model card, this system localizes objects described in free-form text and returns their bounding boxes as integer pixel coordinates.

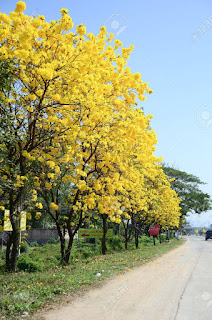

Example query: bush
[17,255,43,272]
[79,247,94,259]
[47,237,59,244]
[45,255,60,267]
[109,235,123,251]
[30,241,40,247]
[141,235,153,246]
[20,241,31,253]
[160,234,167,242]
[79,244,99,259]
[72,240,100,260]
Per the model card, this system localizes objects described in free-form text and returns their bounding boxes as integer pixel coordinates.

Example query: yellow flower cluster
[35,202,43,209]
[77,25,86,36]
[50,202,59,211]
[15,1,26,13]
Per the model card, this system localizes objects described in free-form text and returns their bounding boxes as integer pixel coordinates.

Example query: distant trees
[163,165,212,217]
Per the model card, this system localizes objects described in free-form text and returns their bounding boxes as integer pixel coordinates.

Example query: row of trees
[0,2,182,271]
[28,164,212,249]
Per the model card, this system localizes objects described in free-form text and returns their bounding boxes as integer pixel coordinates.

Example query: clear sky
[2,0,212,226]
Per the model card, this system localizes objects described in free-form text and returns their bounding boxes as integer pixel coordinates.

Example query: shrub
[141,235,153,246]
[45,255,59,266]
[30,241,40,247]
[20,241,31,253]
[17,255,43,272]
[72,241,100,260]
[109,235,123,251]
[47,237,59,244]
[79,247,94,259]
[161,234,167,242]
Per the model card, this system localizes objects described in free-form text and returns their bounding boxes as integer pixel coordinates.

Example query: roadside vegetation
[0,236,184,319]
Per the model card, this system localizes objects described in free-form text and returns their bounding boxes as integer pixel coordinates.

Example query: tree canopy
[163,165,212,216]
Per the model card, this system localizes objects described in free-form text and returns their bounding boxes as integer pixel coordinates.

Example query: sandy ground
[38,238,203,320]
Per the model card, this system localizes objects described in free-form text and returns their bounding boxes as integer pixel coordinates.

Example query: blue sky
[2,0,212,226]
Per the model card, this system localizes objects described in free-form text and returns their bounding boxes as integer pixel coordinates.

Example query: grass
[0,236,184,319]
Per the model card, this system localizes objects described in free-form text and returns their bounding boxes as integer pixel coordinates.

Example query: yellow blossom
[50,202,59,211]
[15,1,26,13]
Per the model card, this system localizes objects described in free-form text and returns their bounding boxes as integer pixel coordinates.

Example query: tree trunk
[102,214,107,255]
[64,235,74,264]
[153,236,156,246]
[123,219,133,250]
[64,217,75,264]
[6,223,20,272]
[62,209,83,265]
[10,226,20,272]
[135,228,139,249]
[56,222,66,263]
[125,228,128,249]
[167,229,170,241]
[6,194,21,272]
[6,232,12,271]
[118,223,121,237]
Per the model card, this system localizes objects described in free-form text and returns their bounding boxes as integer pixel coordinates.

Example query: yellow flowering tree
[29,93,159,260]
[116,163,181,249]
[0,2,181,267]
[0,2,84,270]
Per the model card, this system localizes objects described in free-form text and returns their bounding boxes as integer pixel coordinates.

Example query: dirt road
[40,237,212,320]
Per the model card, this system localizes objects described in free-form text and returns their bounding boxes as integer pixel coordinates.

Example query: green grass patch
[0,237,184,319]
